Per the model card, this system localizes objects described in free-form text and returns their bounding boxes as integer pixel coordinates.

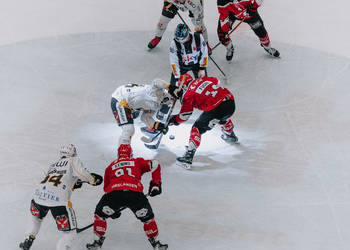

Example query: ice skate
[176,147,196,170]
[86,236,105,250]
[19,235,35,250]
[226,42,234,61]
[261,44,280,57]
[148,36,162,49]
[221,130,239,144]
[148,237,168,250]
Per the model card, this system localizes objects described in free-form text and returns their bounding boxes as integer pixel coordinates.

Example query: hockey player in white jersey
[111,80,174,145]
[148,0,211,54]
[19,144,103,250]
[169,23,208,85]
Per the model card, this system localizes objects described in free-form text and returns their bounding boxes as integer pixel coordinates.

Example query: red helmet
[177,73,193,90]
[118,144,132,159]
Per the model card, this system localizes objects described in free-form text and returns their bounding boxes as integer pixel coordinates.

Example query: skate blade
[176,160,192,170]
[221,135,239,144]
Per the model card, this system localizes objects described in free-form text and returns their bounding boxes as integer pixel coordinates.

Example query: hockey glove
[168,115,179,126]
[247,0,260,12]
[153,121,169,134]
[148,181,162,197]
[168,84,183,100]
[73,179,83,190]
[91,173,103,186]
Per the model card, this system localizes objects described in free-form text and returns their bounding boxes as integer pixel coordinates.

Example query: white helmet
[59,144,77,158]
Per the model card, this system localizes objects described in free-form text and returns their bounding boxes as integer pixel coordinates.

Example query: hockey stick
[76,194,149,233]
[144,100,176,149]
[210,17,246,52]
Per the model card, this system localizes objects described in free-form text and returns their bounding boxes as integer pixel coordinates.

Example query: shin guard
[189,126,201,150]
[143,218,159,239]
[93,214,107,238]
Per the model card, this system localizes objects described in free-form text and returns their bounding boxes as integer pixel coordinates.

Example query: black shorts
[30,199,77,231]
[111,97,134,126]
[194,99,235,134]
[95,190,154,223]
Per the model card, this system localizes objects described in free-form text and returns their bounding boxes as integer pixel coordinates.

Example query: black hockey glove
[168,84,183,100]
[168,115,179,126]
[153,121,168,134]
[73,179,83,190]
[91,173,103,186]
[148,181,162,197]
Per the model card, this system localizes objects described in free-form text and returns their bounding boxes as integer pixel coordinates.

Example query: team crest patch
[135,208,148,218]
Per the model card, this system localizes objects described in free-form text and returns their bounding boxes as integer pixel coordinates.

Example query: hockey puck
[169,135,175,140]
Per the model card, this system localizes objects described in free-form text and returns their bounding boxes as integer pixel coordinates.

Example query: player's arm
[169,41,181,82]
[169,98,194,125]
[103,165,111,193]
[141,159,162,197]
[199,34,208,69]
[71,157,103,186]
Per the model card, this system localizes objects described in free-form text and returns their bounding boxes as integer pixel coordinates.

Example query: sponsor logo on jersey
[35,188,60,202]
[55,160,69,167]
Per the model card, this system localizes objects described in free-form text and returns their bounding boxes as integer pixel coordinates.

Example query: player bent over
[111,80,174,145]
[168,74,238,169]
[148,0,211,54]
[86,144,168,250]
[169,23,208,85]
[19,144,103,250]
[217,0,280,60]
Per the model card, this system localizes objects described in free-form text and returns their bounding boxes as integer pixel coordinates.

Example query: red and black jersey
[103,157,161,194]
[174,76,234,124]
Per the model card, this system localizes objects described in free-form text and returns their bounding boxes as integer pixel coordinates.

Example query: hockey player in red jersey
[86,144,168,250]
[217,0,280,60]
[168,74,238,169]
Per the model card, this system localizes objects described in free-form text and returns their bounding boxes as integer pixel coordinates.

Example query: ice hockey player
[148,0,211,54]
[169,23,208,85]
[111,80,174,145]
[19,144,103,250]
[217,0,280,60]
[167,74,238,169]
[86,144,168,250]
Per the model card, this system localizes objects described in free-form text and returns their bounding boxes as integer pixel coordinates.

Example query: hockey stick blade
[144,134,163,149]
[140,132,162,143]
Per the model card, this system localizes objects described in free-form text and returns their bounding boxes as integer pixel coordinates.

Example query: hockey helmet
[59,144,77,158]
[174,23,190,43]
[118,144,133,159]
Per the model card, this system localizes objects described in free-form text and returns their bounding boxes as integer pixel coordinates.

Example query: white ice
[1,1,350,250]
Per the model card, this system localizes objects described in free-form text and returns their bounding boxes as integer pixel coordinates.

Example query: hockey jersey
[174,76,234,123]
[103,157,161,194]
[218,0,262,32]
[170,33,208,79]
[112,80,169,112]
[33,156,95,207]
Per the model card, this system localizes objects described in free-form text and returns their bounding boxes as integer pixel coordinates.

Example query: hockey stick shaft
[209,55,226,77]
[211,17,246,52]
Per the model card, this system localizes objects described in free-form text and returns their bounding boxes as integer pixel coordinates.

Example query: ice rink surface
[1,1,350,250]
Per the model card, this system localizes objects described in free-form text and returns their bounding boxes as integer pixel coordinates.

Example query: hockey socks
[144,218,159,239]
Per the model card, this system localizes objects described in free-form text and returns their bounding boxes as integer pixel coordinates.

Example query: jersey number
[205,84,224,98]
[114,168,135,178]
[41,174,63,187]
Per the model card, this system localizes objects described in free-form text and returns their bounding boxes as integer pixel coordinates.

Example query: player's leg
[51,202,77,250]
[217,13,236,61]
[245,12,280,57]
[20,200,49,250]
[127,191,168,250]
[148,2,178,49]
[176,111,218,169]
[111,97,135,144]
[216,99,238,143]
[86,192,123,250]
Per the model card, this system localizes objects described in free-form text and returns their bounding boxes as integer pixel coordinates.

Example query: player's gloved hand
[168,115,179,126]
[73,179,83,190]
[168,84,183,99]
[153,121,169,134]
[148,181,162,197]
[198,69,206,78]
[91,173,103,186]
